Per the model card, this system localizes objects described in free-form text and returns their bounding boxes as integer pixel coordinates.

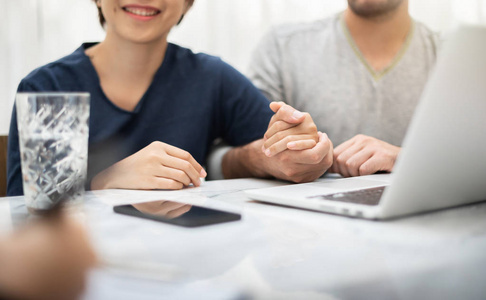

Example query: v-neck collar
[340,13,415,81]
[79,42,173,114]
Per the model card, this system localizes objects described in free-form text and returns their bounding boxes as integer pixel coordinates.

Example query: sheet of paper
[89,178,290,206]
[0,198,13,234]
[184,178,290,198]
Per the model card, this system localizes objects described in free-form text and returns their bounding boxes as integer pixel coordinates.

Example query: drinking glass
[15,93,90,211]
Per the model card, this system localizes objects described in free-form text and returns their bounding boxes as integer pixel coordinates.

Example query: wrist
[222,139,271,179]
[90,167,116,190]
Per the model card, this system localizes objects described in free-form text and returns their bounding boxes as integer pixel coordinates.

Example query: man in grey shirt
[249,0,439,177]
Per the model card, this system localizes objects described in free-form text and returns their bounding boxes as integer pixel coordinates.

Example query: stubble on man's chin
[347,0,404,18]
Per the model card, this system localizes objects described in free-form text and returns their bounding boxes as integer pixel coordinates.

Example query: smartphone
[113,200,241,227]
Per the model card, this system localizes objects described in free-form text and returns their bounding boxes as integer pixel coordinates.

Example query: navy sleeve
[6,81,37,196]
[217,61,274,146]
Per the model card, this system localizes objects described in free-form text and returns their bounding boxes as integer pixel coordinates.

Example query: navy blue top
[7,43,273,196]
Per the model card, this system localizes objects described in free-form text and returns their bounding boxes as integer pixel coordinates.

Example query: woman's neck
[84,32,169,111]
[87,33,168,81]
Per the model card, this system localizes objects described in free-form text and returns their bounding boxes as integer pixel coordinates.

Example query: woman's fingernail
[265,149,272,157]
[292,110,304,119]
[200,169,207,177]
[288,141,296,148]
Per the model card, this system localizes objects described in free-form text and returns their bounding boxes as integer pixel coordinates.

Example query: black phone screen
[113,200,241,227]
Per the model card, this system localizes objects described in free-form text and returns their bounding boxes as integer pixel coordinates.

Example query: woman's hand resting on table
[91,141,206,190]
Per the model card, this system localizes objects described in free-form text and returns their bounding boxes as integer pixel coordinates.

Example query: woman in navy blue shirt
[7,0,333,196]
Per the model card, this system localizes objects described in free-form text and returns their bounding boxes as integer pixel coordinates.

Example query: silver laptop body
[245,26,486,219]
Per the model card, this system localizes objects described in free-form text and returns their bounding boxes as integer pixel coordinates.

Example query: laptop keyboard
[309,186,386,206]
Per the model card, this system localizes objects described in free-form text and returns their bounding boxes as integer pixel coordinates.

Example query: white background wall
[1,0,486,135]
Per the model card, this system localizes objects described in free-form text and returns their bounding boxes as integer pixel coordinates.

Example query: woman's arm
[91,141,206,190]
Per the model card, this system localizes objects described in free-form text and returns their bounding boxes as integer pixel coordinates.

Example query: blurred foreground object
[0,210,97,300]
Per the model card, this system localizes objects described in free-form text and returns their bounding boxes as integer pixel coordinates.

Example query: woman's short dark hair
[92,0,194,28]
[92,0,105,27]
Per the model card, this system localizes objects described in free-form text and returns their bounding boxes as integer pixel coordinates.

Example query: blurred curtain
[1,0,486,134]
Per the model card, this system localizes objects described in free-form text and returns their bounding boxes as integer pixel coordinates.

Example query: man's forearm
[222,139,272,179]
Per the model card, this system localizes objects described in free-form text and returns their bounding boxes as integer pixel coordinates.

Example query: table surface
[1,176,486,300]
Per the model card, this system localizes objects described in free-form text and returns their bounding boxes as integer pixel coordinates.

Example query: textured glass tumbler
[16,93,90,211]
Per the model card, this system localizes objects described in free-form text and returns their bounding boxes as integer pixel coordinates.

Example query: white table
[2,177,486,300]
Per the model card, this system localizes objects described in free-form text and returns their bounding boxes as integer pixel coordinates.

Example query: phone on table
[113,200,241,227]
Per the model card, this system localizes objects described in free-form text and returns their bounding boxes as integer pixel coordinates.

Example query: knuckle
[283,168,297,178]
[336,155,346,165]
[150,141,164,148]
[308,122,317,133]
[384,150,395,161]
[359,165,370,175]
[320,136,330,147]
[283,135,293,145]
[368,146,378,153]
[326,153,334,167]
[363,136,373,143]
[355,134,367,142]
[345,160,356,169]
[148,151,161,161]
[292,176,306,184]
[280,153,291,164]
[275,121,286,132]
[176,170,189,184]
[314,150,324,161]
[170,180,183,190]
[275,131,286,141]
[282,104,293,112]
[267,145,276,155]
[309,152,321,162]
[182,161,192,170]
[276,106,288,118]
[181,151,191,161]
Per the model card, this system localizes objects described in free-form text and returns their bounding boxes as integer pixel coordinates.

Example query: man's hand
[330,134,400,177]
[223,131,333,183]
[91,141,207,190]
[262,102,319,157]
[265,131,333,183]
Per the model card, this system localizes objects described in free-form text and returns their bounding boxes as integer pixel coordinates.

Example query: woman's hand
[91,141,206,190]
[262,102,319,157]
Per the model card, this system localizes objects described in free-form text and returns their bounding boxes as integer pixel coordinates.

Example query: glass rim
[16,92,90,97]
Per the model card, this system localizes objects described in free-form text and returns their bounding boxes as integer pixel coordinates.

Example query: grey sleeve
[247,29,285,103]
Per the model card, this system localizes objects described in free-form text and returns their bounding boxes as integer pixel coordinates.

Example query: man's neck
[344,1,411,71]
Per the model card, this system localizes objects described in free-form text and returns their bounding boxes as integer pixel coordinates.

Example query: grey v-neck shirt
[248,13,439,146]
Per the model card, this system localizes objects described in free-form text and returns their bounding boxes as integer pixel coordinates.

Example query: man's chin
[348,0,404,18]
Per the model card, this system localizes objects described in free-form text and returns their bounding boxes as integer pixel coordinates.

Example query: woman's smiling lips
[122,5,161,21]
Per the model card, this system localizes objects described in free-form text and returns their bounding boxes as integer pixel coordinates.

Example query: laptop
[245,26,486,219]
